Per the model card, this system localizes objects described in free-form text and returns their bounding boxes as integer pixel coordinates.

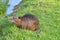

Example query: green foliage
[0,0,60,40]
[0,0,9,15]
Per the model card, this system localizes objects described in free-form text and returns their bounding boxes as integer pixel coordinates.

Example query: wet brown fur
[11,14,39,31]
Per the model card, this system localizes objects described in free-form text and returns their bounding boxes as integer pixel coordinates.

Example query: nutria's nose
[10,19,14,23]
[13,16,18,19]
[11,20,14,23]
[13,17,16,19]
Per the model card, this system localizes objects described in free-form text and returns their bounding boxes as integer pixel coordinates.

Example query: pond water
[6,0,22,15]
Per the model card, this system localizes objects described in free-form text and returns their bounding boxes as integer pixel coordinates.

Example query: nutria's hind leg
[30,24,39,31]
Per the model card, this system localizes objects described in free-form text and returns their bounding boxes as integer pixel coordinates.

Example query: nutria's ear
[18,16,22,19]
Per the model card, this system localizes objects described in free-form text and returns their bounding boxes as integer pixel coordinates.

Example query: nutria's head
[11,16,22,25]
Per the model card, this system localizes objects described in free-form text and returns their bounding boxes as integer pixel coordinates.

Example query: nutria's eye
[18,17,21,19]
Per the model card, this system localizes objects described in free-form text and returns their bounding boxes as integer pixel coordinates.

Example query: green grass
[0,0,9,15]
[0,0,60,40]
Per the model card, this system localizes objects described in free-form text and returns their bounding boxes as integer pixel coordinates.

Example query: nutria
[11,14,39,31]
